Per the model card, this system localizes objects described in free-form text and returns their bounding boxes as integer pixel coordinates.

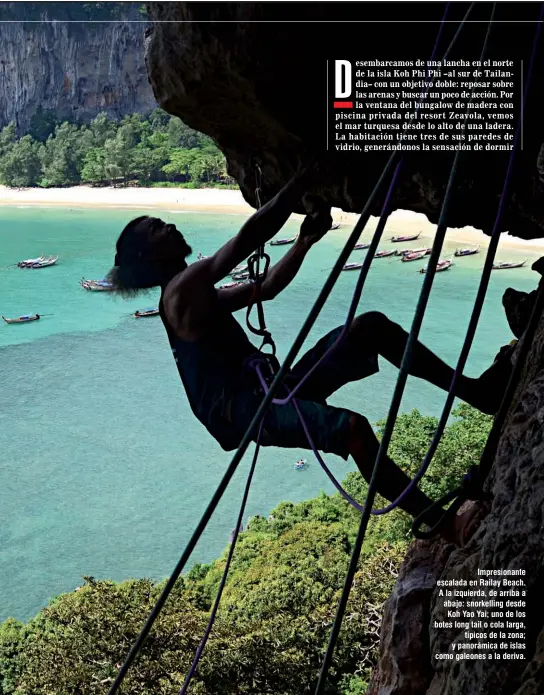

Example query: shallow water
[0,206,538,622]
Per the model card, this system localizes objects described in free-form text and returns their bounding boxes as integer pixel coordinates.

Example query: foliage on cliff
[0,406,491,694]
[0,109,232,189]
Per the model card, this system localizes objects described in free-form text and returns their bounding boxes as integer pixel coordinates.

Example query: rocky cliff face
[144,1,544,240]
[0,3,156,132]
[368,297,544,695]
[143,3,544,693]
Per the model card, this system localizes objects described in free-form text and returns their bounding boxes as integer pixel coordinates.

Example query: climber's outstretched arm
[218,207,332,312]
[207,170,310,282]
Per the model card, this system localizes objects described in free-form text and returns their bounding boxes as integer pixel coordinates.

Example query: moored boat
[396,246,427,257]
[270,237,296,246]
[375,249,396,258]
[419,259,453,274]
[80,278,114,291]
[454,245,480,257]
[391,232,421,243]
[402,250,427,262]
[29,255,59,268]
[331,223,341,230]
[17,255,45,268]
[220,280,246,289]
[134,307,159,318]
[342,262,364,271]
[354,242,370,250]
[492,259,527,270]
[231,263,248,274]
[2,313,40,324]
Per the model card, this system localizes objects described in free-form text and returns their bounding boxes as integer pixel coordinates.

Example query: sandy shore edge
[1,185,543,257]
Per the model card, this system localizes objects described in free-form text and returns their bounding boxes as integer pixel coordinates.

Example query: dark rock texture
[145,1,544,238]
[367,307,544,695]
[0,2,156,132]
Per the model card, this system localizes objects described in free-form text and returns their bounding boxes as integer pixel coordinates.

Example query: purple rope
[179,419,264,694]
[252,360,365,512]
[373,1,544,514]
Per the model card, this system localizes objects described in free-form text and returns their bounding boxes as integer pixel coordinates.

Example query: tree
[80,148,107,185]
[167,117,210,149]
[89,112,117,147]
[0,405,492,694]
[0,123,16,155]
[28,106,59,142]
[0,135,42,187]
[162,148,229,184]
[39,122,92,187]
[148,108,171,132]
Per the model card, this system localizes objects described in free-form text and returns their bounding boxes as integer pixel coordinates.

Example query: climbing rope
[385,0,544,521]
[106,3,544,693]
[413,274,544,540]
[245,163,277,354]
[178,420,265,694]
[316,10,543,693]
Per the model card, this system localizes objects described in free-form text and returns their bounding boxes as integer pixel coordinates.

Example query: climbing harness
[106,4,544,694]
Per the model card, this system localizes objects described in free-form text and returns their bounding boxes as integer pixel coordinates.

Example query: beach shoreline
[1,184,543,258]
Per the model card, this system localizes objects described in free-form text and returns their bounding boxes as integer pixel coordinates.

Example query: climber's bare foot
[438,501,490,547]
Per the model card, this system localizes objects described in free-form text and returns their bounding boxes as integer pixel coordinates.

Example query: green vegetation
[0,405,491,694]
[0,109,234,189]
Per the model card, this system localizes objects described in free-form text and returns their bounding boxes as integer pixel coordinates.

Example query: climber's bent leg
[346,413,443,524]
[292,311,508,414]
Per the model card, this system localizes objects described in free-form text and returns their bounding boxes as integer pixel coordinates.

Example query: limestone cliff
[0,2,156,133]
[143,3,544,693]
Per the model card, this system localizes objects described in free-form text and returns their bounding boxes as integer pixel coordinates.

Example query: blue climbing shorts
[221,325,379,460]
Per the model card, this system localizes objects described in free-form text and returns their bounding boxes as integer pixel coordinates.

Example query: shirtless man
[108,170,511,545]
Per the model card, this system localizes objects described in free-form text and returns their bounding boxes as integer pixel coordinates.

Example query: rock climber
[107,168,516,546]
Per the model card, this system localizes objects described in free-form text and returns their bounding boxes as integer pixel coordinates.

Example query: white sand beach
[1,184,543,260]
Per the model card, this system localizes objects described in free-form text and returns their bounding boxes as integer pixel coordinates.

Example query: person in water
[108,169,513,546]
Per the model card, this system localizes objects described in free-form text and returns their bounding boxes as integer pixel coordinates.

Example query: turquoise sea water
[0,205,539,623]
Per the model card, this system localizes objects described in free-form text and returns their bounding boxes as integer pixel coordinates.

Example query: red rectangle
[333,101,353,108]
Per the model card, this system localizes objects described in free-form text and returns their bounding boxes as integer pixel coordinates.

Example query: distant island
[0,108,236,190]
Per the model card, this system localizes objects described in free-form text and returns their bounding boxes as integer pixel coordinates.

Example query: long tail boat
[391,232,421,243]
[402,250,427,262]
[29,255,59,268]
[80,278,114,291]
[17,255,45,267]
[270,237,296,246]
[375,249,396,258]
[2,313,40,324]
[419,259,453,274]
[455,245,480,257]
[492,259,527,270]
[396,246,427,257]
[134,307,160,318]
[220,280,246,289]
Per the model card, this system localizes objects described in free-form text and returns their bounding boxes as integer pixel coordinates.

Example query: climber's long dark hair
[106,216,190,297]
